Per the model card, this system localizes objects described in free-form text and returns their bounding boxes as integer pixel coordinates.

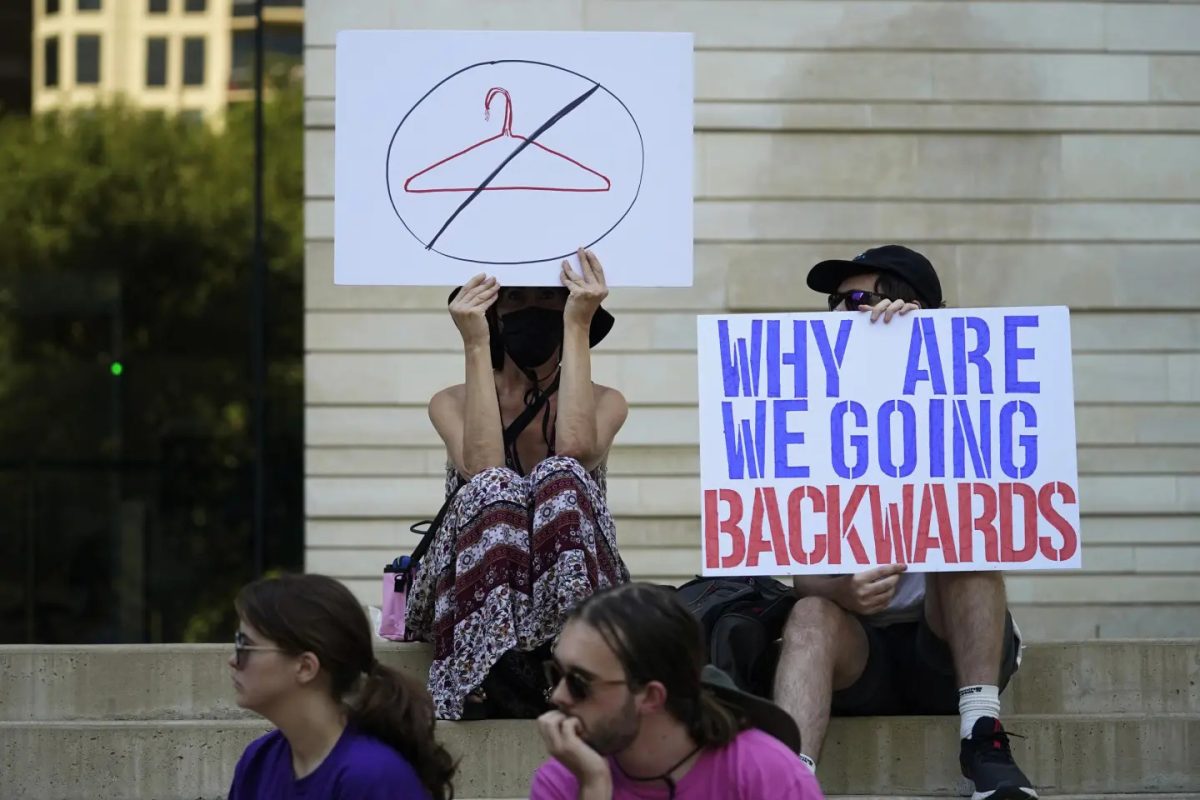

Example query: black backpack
[675,576,797,698]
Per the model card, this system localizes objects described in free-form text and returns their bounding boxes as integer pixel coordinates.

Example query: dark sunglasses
[233,630,287,670]
[543,660,628,702]
[827,289,892,311]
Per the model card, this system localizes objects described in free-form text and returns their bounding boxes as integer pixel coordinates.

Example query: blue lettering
[831,401,868,479]
[1000,400,1039,479]
[1003,316,1040,393]
[772,400,809,478]
[903,317,947,395]
[952,399,992,479]
[721,401,768,479]
[717,319,763,398]
[953,316,993,395]
[812,319,852,398]
[877,400,917,478]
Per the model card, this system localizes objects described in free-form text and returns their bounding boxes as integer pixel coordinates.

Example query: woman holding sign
[405,248,631,721]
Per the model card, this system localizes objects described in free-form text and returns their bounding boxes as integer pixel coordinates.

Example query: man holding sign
[697,246,1076,800]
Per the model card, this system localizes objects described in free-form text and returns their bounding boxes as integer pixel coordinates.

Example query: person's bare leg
[773,596,870,762]
[926,571,1006,685]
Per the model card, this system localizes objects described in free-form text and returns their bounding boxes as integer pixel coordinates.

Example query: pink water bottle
[379,556,411,641]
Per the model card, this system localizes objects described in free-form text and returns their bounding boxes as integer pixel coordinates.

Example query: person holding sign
[404,248,632,721]
[531,583,824,800]
[771,246,1038,800]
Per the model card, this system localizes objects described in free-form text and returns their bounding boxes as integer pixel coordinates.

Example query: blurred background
[0,0,305,644]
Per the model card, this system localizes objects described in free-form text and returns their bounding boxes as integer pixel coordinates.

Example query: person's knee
[529,454,589,485]
[782,596,846,646]
[459,466,524,504]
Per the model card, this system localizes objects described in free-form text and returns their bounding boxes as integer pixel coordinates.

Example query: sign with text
[697,308,1082,576]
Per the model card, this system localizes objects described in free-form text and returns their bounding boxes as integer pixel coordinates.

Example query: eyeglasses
[827,289,891,311]
[233,630,287,670]
[543,660,628,702]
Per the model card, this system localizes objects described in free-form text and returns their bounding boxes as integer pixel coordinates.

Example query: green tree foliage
[0,87,303,644]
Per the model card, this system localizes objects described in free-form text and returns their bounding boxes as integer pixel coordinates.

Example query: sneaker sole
[972,788,1039,800]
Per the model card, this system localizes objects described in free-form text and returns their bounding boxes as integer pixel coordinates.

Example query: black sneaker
[959,717,1038,800]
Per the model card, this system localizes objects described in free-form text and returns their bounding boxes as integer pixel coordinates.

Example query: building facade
[31,0,301,120]
[303,1,1200,640]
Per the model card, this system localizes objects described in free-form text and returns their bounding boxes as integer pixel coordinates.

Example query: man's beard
[581,694,640,755]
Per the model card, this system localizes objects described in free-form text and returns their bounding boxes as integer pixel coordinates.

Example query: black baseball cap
[700,665,802,753]
[807,244,943,309]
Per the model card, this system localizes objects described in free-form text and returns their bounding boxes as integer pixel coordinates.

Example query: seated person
[228,573,456,800]
[405,248,632,721]
[773,245,1036,800]
[532,582,824,800]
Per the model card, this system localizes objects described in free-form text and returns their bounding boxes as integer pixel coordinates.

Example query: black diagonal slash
[425,83,602,250]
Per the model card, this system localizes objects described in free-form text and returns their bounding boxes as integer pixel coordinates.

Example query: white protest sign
[696,307,1082,576]
[334,30,694,287]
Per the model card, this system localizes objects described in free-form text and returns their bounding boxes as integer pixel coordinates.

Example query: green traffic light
[110,362,123,377]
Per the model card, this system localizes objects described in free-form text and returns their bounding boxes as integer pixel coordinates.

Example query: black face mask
[499,307,564,370]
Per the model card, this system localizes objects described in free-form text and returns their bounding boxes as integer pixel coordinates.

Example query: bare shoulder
[428,384,466,415]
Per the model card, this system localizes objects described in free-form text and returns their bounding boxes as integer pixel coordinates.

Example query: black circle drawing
[385,60,645,266]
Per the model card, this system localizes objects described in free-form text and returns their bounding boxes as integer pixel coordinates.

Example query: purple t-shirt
[530,728,825,799]
[229,725,431,799]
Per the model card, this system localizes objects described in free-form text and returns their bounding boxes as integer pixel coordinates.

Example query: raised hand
[449,273,499,346]
[561,248,609,330]
[859,297,921,323]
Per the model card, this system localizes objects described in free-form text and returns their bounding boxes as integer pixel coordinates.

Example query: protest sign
[697,308,1082,575]
[334,30,693,287]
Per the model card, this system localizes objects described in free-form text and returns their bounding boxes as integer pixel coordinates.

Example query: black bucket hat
[446,285,615,349]
[700,665,802,753]
[807,244,944,309]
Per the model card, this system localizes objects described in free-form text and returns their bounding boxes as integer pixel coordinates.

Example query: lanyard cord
[612,744,704,800]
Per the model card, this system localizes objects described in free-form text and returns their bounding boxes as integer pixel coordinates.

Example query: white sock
[958,684,1001,740]
[798,753,816,774]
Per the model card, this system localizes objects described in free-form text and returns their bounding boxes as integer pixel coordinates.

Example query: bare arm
[794,564,908,616]
[557,249,627,469]
[433,274,504,478]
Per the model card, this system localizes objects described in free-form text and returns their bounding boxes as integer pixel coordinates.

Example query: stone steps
[4,715,1198,799]
[4,639,1198,799]
[4,640,1197,720]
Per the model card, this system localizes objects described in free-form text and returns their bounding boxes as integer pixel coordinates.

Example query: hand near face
[537,710,611,787]
[859,297,920,323]
[561,248,609,330]
[449,273,499,346]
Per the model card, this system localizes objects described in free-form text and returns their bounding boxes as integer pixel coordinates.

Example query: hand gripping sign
[696,307,1082,576]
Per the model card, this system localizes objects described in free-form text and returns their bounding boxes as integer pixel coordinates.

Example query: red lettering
[826,485,870,566]
[1000,483,1039,562]
[747,488,790,568]
[957,483,1000,563]
[885,484,916,565]
[704,489,746,569]
[1038,481,1079,561]
[786,486,826,565]
[914,484,958,564]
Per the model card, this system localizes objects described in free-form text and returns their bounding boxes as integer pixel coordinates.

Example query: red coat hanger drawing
[403,87,612,194]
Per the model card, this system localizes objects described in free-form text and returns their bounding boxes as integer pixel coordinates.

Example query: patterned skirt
[404,456,630,719]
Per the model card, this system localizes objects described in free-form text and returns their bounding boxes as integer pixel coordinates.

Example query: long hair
[235,573,456,800]
[566,582,743,748]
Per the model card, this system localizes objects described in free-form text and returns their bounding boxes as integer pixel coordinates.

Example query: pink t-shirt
[529,729,825,800]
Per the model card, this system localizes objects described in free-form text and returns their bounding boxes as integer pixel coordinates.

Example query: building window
[77,0,101,10]
[76,35,100,85]
[146,38,167,87]
[44,37,59,87]
[148,0,168,12]
[185,0,205,12]
[183,37,205,86]
[47,0,60,14]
